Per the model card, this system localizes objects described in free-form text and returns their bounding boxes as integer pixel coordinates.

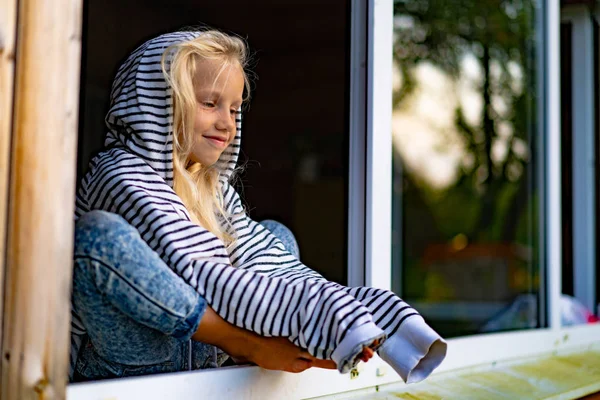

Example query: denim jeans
[71,211,300,382]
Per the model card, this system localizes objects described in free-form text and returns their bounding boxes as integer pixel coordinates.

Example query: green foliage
[393,0,540,243]
[392,0,543,318]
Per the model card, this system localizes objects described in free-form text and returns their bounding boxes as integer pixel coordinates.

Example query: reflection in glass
[391,0,542,336]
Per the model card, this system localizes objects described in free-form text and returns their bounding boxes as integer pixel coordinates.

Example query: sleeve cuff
[379,315,447,383]
[172,294,207,340]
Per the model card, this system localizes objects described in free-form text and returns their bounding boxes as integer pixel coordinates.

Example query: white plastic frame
[364,0,393,290]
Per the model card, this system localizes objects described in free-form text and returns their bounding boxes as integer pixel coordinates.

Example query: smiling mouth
[204,135,228,148]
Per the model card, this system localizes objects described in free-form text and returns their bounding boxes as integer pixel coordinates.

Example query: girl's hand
[192,307,336,373]
[244,336,337,373]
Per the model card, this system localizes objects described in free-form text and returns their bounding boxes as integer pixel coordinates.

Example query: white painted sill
[67,323,600,400]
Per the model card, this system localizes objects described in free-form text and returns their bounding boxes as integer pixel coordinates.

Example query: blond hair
[162,30,250,246]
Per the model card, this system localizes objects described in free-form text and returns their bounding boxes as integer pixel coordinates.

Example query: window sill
[317,338,600,399]
[67,323,600,400]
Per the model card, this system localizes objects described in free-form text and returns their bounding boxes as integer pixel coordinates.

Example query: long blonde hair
[162,30,250,245]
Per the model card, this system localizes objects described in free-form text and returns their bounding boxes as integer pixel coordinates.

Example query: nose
[215,108,235,133]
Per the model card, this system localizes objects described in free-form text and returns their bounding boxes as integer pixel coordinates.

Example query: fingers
[302,352,337,370]
[255,337,339,373]
[290,355,337,373]
[289,358,312,373]
[359,346,374,362]
[298,350,313,360]
[312,358,337,370]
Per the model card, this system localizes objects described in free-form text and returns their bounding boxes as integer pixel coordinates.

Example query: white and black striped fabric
[70,31,425,378]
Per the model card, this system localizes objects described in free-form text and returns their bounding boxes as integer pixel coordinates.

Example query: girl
[71,29,446,383]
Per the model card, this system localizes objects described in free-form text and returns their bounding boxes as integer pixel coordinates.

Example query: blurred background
[391,0,599,337]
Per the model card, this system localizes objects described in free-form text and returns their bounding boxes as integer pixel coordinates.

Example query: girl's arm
[83,150,379,372]
[193,307,336,372]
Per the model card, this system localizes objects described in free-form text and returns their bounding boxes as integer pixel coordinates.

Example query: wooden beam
[0,0,18,384]
[1,0,83,398]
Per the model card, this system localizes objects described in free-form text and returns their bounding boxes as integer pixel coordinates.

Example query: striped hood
[104,31,241,187]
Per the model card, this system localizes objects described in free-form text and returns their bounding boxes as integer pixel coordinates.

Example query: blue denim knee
[71,211,209,380]
[260,219,301,259]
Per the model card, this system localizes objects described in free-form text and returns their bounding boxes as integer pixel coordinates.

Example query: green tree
[393,0,539,243]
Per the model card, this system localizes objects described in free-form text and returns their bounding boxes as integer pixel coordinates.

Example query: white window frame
[365,0,393,290]
[67,1,600,399]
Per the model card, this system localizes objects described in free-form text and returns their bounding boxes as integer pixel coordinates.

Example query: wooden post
[0,0,17,377]
[1,0,83,398]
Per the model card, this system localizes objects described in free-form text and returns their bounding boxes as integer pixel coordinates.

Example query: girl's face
[189,59,244,166]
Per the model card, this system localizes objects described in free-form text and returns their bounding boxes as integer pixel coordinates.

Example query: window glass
[391,0,542,336]
[560,22,573,298]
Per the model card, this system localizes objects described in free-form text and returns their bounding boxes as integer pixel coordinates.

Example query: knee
[75,211,138,255]
[260,219,297,242]
[76,211,134,237]
[260,219,300,258]
[260,219,289,235]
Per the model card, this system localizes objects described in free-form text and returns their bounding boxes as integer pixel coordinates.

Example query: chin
[190,152,222,168]
[198,157,220,167]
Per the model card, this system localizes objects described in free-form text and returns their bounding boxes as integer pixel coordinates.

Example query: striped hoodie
[71,31,445,381]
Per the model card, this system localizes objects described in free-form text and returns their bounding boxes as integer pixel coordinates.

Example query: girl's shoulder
[83,147,170,194]
[89,147,142,170]
[86,147,157,178]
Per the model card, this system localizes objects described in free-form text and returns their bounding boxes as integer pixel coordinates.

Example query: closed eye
[202,101,215,108]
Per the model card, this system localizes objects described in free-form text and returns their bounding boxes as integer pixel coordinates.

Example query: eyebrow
[196,89,242,103]
[195,89,222,97]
